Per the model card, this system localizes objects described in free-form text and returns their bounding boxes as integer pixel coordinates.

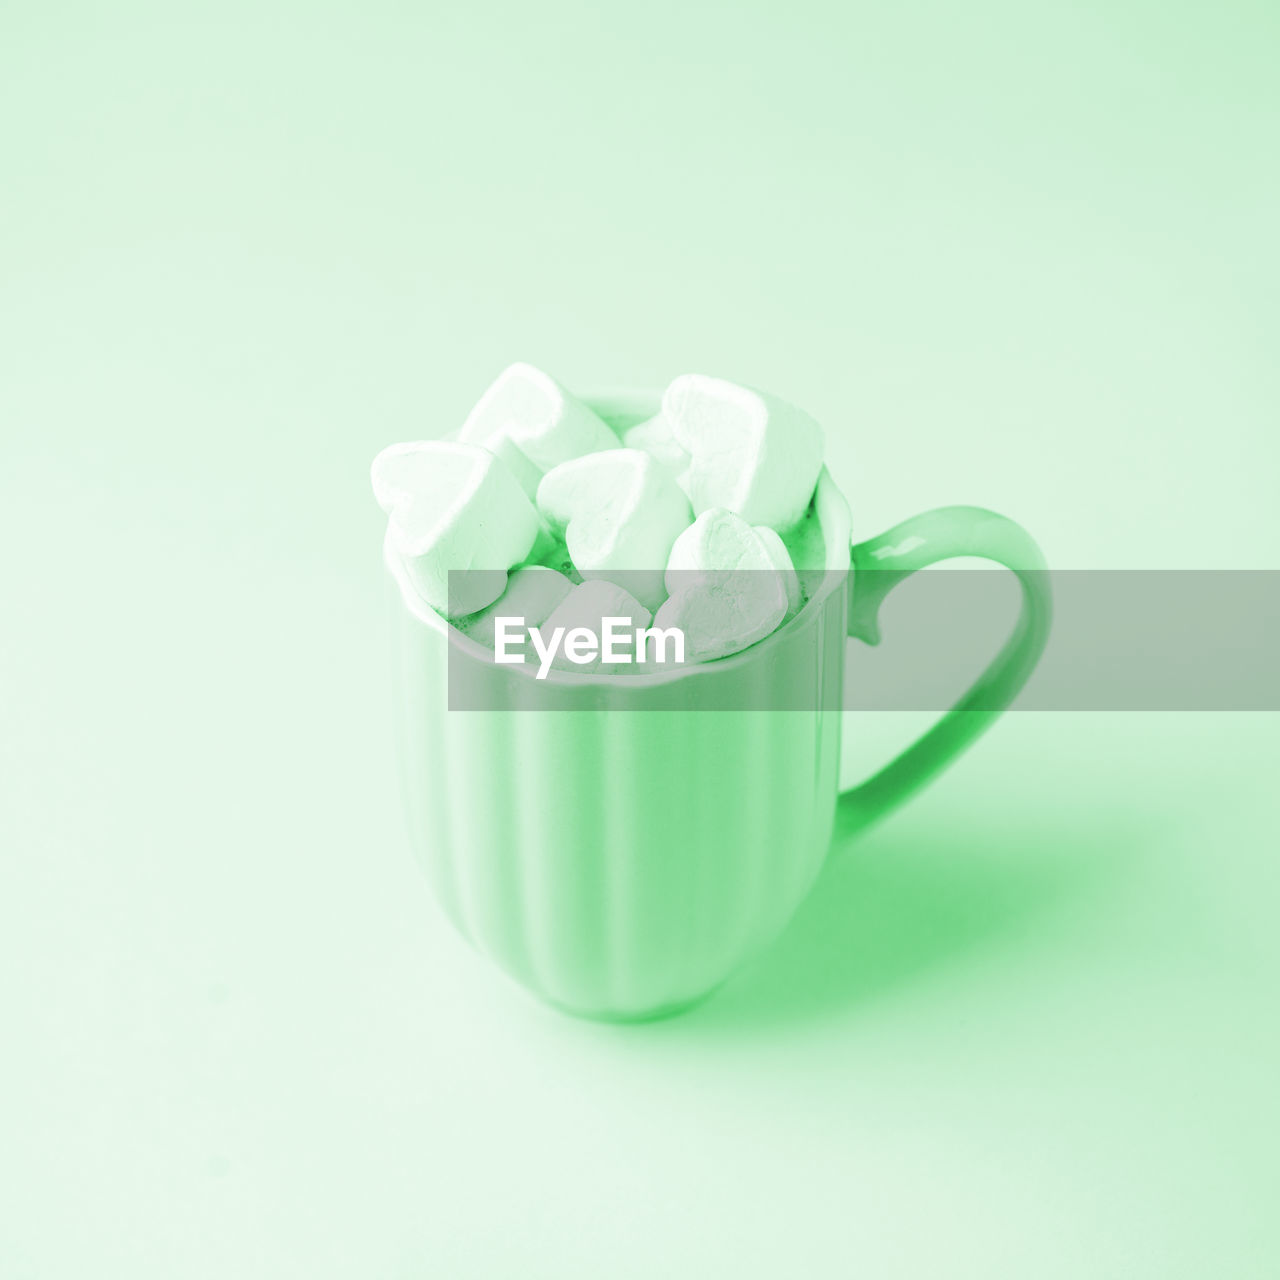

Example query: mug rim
[385,388,852,688]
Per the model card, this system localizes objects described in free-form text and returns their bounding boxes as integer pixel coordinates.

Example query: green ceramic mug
[385,391,1052,1021]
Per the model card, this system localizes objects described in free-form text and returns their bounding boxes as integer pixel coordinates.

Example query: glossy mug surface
[386,392,1051,1021]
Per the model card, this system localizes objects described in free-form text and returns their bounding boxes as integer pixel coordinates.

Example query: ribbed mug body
[386,394,852,1020]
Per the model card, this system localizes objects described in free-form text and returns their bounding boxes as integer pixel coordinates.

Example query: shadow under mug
[386,391,1052,1021]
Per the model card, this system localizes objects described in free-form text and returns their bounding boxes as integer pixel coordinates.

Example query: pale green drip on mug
[384,391,1052,1021]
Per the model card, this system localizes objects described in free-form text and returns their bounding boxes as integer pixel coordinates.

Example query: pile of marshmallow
[371,364,826,669]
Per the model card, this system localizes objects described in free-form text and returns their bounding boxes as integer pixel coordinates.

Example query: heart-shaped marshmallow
[536,448,692,612]
[656,507,797,661]
[462,566,575,650]
[620,413,690,485]
[458,362,619,498]
[540,579,652,674]
[754,526,803,617]
[663,374,824,531]
[371,440,540,616]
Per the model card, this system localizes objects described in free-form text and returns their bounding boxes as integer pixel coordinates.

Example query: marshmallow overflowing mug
[376,368,1052,1022]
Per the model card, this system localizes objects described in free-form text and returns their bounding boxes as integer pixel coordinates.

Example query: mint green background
[3,3,1278,1277]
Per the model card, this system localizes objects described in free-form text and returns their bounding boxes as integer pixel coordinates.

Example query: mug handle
[837,505,1053,838]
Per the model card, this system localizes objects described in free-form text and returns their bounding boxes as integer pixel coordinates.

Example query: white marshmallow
[458,362,619,498]
[663,374,824,531]
[755,526,803,617]
[657,508,794,661]
[621,413,690,486]
[536,448,692,612]
[371,440,540,616]
[540,580,652,674]
[463,566,574,649]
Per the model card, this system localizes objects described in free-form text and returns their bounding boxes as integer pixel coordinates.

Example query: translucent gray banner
[439,570,1280,711]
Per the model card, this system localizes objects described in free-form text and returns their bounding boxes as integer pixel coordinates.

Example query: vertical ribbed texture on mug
[392,580,844,1021]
